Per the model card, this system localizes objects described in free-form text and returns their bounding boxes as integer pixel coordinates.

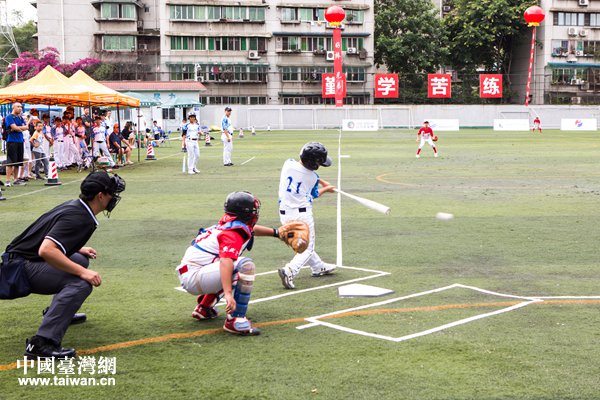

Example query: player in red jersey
[532,116,542,134]
[416,121,438,158]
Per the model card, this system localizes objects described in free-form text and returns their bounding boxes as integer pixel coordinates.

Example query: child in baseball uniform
[221,107,233,166]
[532,117,542,134]
[416,120,438,158]
[277,142,336,290]
[176,191,299,335]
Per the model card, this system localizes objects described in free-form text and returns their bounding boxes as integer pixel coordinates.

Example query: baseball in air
[436,212,454,221]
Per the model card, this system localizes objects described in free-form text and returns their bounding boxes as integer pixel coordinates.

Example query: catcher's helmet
[224,191,261,226]
[299,142,332,171]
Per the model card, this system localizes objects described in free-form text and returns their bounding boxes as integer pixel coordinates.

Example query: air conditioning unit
[248,50,260,60]
[576,50,584,56]
[568,27,578,36]
[579,29,588,37]
[326,51,334,61]
[570,78,582,85]
[571,96,582,104]
[579,0,589,6]
[138,44,148,50]
[581,82,590,90]
[346,47,357,55]
[442,5,451,12]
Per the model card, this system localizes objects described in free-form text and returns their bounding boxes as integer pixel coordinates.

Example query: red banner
[333,28,344,107]
[427,74,452,98]
[480,74,503,98]
[322,73,336,98]
[374,74,399,98]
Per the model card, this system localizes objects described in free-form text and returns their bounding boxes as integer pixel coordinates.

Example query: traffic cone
[145,141,156,160]
[45,157,62,186]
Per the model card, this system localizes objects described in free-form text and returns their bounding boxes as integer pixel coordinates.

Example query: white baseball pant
[186,139,199,172]
[279,207,325,276]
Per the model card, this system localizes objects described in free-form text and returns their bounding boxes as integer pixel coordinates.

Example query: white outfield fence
[194,104,600,131]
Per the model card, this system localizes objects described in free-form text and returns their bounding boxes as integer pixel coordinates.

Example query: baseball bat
[334,189,391,215]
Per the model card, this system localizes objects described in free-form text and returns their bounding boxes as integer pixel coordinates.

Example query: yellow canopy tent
[0,66,97,106]
[0,66,140,107]
[69,70,140,107]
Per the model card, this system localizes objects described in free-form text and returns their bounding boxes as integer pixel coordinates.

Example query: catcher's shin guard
[231,258,255,318]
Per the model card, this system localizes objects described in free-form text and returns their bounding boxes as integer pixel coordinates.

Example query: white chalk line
[296,283,600,342]
[241,156,256,165]
[174,264,390,306]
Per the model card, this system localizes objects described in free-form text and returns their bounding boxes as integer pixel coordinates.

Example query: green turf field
[1,129,599,399]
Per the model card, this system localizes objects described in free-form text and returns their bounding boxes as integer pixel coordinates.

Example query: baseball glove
[278,220,310,253]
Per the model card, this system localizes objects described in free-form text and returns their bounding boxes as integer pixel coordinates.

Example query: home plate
[338,284,394,298]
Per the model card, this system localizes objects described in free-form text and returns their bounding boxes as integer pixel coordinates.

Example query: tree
[0,19,37,69]
[374,0,448,79]
[443,0,536,74]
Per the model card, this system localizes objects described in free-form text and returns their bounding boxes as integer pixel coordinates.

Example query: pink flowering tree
[3,47,102,84]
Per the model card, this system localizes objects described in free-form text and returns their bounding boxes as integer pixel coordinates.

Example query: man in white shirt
[185,114,200,174]
[221,107,233,166]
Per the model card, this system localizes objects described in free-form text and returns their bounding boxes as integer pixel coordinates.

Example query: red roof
[101,81,207,92]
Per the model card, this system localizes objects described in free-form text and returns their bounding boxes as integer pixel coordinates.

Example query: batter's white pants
[177,258,247,296]
[93,141,115,167]
[418,137,435,149]
[222,140,233,165]
[279,207,325,276]
[186,139,199,172]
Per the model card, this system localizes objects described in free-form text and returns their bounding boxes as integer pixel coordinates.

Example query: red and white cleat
[223,316,261,336]
[192,304,219,320]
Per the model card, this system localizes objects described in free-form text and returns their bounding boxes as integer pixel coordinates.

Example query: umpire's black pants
[24,253,92,345]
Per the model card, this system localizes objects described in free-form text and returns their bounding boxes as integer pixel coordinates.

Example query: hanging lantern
[524,6,545,27]
[325,5,346,27]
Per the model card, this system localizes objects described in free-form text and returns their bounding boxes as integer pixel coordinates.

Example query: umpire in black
[2,171,125,359]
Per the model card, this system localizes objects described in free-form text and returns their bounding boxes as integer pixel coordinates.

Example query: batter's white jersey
[278,159,320,209]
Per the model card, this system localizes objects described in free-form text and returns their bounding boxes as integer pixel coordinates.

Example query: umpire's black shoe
[25,336,76,359]
[43,307,87,325]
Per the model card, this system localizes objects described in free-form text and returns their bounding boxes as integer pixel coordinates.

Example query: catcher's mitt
[277,220,309,253]
[432,135,439,142]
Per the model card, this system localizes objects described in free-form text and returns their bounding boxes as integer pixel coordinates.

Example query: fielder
[221,107,233,166]
[184,114,200,174]
[416,120,438,158]
[532,116,542,134]
[277,142,336,290]
[176,191,308,335]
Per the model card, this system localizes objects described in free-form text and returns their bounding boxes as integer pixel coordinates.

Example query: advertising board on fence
[427,119,460,131]
[560,119,597,131]
[493,119,530,131]
[342,119,379,131]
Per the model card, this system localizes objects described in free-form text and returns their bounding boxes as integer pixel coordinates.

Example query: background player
[176,191,300,335]
[532,116,542,134]
[416,120,438,158]
[221,107,233,166]
[277,142,336,290]
[184,114,200,174]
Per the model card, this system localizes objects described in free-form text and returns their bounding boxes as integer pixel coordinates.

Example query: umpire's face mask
[105,175,126,213]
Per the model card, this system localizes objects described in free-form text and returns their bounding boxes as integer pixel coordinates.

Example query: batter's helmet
[224,191,261,226]
[300,142,332,171]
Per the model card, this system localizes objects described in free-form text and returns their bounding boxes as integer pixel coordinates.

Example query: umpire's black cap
[80,172,125,197]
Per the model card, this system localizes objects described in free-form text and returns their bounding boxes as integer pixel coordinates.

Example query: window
[169,64,196,80]
[344,67,366,82]
[249,7,265,21]
[299,8,312,21]
[554,12,586,26]
[162,108,176,120]
[282,36,300,51]
[590,13,600,27]
[170,36,191,50]
[341,38,364,51]
[200,96,267,105]
[281,8,297,21]
[103,35,135,51]
[195,64,268,82]
[101,3,136,19]
[551,68,584,85]
[551,40,569,57]
[345,9,364,23]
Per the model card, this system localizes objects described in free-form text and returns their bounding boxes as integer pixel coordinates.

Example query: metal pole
[137,108,140,162]
[525,26,536,106]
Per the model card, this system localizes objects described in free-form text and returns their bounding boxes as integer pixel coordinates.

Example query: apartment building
[33,0,375,106]
[511,0,600,104]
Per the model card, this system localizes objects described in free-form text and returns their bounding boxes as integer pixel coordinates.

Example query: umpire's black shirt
[5,199,99,261]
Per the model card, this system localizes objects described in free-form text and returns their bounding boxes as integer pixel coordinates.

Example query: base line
[241,156,256,165]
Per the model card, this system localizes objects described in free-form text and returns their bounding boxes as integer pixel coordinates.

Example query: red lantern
[325,5,346,27]
[524,6,545,27]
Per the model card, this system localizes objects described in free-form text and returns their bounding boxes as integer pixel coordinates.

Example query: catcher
[175,191,308,336]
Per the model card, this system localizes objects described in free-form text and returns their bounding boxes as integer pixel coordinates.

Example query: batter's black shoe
[43,307,87,325]
[24,336,76,359]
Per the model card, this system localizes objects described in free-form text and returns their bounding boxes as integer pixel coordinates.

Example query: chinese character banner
[480,74,503,98]
[374,74,399,98]
[428,74,452,98]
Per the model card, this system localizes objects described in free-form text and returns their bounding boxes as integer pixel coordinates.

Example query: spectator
[81,107,93,147]
[4,103,29,187]
[30,120,52,180]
